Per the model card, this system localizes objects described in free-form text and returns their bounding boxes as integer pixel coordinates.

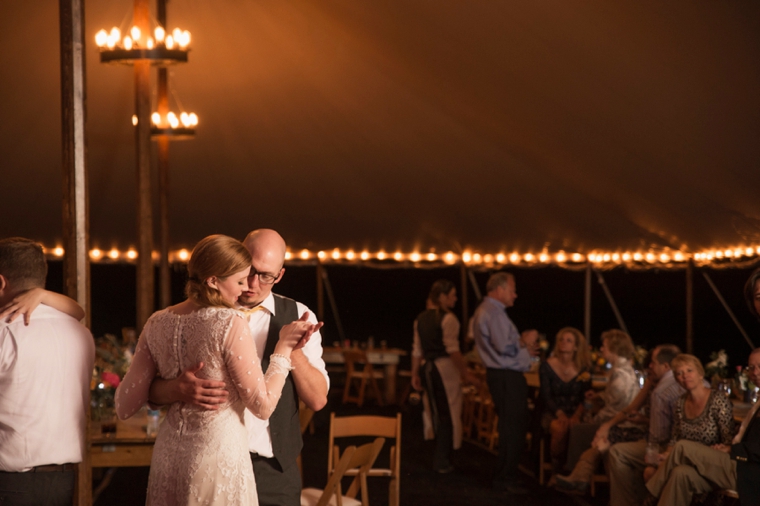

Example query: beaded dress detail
[115,307,291,506]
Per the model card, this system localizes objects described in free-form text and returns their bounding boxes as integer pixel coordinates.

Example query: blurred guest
[643,349,750,506]
[606,344,685,506]
[555,330,638,491]
[0,238,94,506]
[472,272,539,495]
[539,327,592,474]
[558,345,684,494]
[412,279,476,473]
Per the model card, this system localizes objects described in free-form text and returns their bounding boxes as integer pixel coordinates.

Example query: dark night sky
[2,1,760,254]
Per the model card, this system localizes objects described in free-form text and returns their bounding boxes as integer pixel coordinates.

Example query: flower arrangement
[589,347,609,374]
[91,333,133,427]
[705,349,729,380]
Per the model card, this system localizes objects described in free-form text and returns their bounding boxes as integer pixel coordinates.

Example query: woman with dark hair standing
[115,235,322,505]
[411,279,476,473]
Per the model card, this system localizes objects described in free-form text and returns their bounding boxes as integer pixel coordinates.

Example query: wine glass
[718,379,732,399]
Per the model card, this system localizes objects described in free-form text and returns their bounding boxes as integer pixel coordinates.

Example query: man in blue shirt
[472,272,539,494]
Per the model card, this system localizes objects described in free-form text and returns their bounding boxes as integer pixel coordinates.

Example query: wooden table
[322,347,407,403]
[90,411,156,468]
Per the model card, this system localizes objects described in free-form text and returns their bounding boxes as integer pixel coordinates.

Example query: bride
[115,234,321,505]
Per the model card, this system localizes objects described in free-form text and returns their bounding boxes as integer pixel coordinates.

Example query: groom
[150,229,329,506]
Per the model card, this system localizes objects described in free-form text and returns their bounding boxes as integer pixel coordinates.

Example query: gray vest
[260,294,301,470]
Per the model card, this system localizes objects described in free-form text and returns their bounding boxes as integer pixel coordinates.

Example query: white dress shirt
[0,305,94,471]
[242,293,329,457]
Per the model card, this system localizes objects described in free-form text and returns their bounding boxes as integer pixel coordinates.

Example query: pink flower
[101,371,121,388]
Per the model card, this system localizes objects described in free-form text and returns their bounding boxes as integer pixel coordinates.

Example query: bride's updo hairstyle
[185,235,251,308]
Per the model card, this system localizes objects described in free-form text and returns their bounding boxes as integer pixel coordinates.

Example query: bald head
[238,229,287,307]
[242,229,286,263]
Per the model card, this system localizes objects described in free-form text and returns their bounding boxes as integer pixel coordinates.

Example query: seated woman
[539,327,592,473]
[555,329,639,491]
[642,354,735,505]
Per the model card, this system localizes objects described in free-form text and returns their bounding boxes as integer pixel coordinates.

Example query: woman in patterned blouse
[643,354,734,485]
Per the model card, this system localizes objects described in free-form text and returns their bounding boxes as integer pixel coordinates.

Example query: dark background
[46,261,760,371]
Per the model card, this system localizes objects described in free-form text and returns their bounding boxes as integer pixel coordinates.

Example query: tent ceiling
[2,1,759,254]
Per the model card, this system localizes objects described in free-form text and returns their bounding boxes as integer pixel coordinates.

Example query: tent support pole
[686,260,694,353]
[702,272,755,350]
[157,0,171,309]
[584,264,591,341]
[134,0,154,332]
[61,1,91,503]
[594,268,629,336]
[321,266,345,343]
[460,263,469,340]
[316,260,324,322]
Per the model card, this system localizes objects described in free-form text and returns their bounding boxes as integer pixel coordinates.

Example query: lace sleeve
[223,314,291,420]
[115,328,157,419]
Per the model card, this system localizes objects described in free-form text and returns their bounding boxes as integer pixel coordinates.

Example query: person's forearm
[412,355,421,378]
[41,290,86,320]
[291,349,328,411]
[148,377,178,406]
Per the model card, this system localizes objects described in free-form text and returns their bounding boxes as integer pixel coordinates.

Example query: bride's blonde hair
[185,235,251,308]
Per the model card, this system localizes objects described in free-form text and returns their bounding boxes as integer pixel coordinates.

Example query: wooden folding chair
[342,349,384,407]
[301,438,385,506]
[328,413,401,506]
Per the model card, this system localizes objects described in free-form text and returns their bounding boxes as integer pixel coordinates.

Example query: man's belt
[30,463,77,472]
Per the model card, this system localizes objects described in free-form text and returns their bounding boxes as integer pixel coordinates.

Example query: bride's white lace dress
[115,307,290,506]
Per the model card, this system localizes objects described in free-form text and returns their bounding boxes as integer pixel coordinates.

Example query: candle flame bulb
[95,30,108,47]
[110,27,120,40]
[146,37,154,49]
[130,26,141,42]
[189,113,198,126]
[154,26,165,43]
[180,112,190,127]
[151,112,161,125]
[132,115,138,126]
[172,28,182,41]
[167,112,179,129]
[123,36,133,50]
[165,35,175,49]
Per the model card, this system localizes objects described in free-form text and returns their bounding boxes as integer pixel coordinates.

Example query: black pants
[251,454,301,506]
[486,367,528,486]
[422,360,454,470]
[0,470,75,506]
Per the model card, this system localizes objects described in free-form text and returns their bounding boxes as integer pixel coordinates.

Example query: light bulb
[165,35,175,49]
[167,112,179,128]
[172,28,182,41]
[146,37,154,49]
[123,36,133,50]
[151,112,161,125]
[180,112,190,127]
[132,115,138,126]
[130,26,141,42]
[110,27,120,40]
[154,26,165,43]
[189,113,198,126]
[95,30,108,47]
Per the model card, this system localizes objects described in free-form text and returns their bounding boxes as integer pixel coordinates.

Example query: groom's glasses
[746,365,760,373]
[248,269,280,285]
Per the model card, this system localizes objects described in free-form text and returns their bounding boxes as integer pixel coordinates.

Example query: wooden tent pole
[157,0,171,309]
[321,266,346,343]
[460,262,469,340]
[60,1,91,503]
[134,0,154,331]
[584,264,591,341]
[686,259,694,353]
[594,268,629,336]
[316,260,324,321]
[702,272,755,350]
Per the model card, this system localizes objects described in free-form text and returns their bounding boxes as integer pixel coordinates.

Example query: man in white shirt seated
[0,237,94,506]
